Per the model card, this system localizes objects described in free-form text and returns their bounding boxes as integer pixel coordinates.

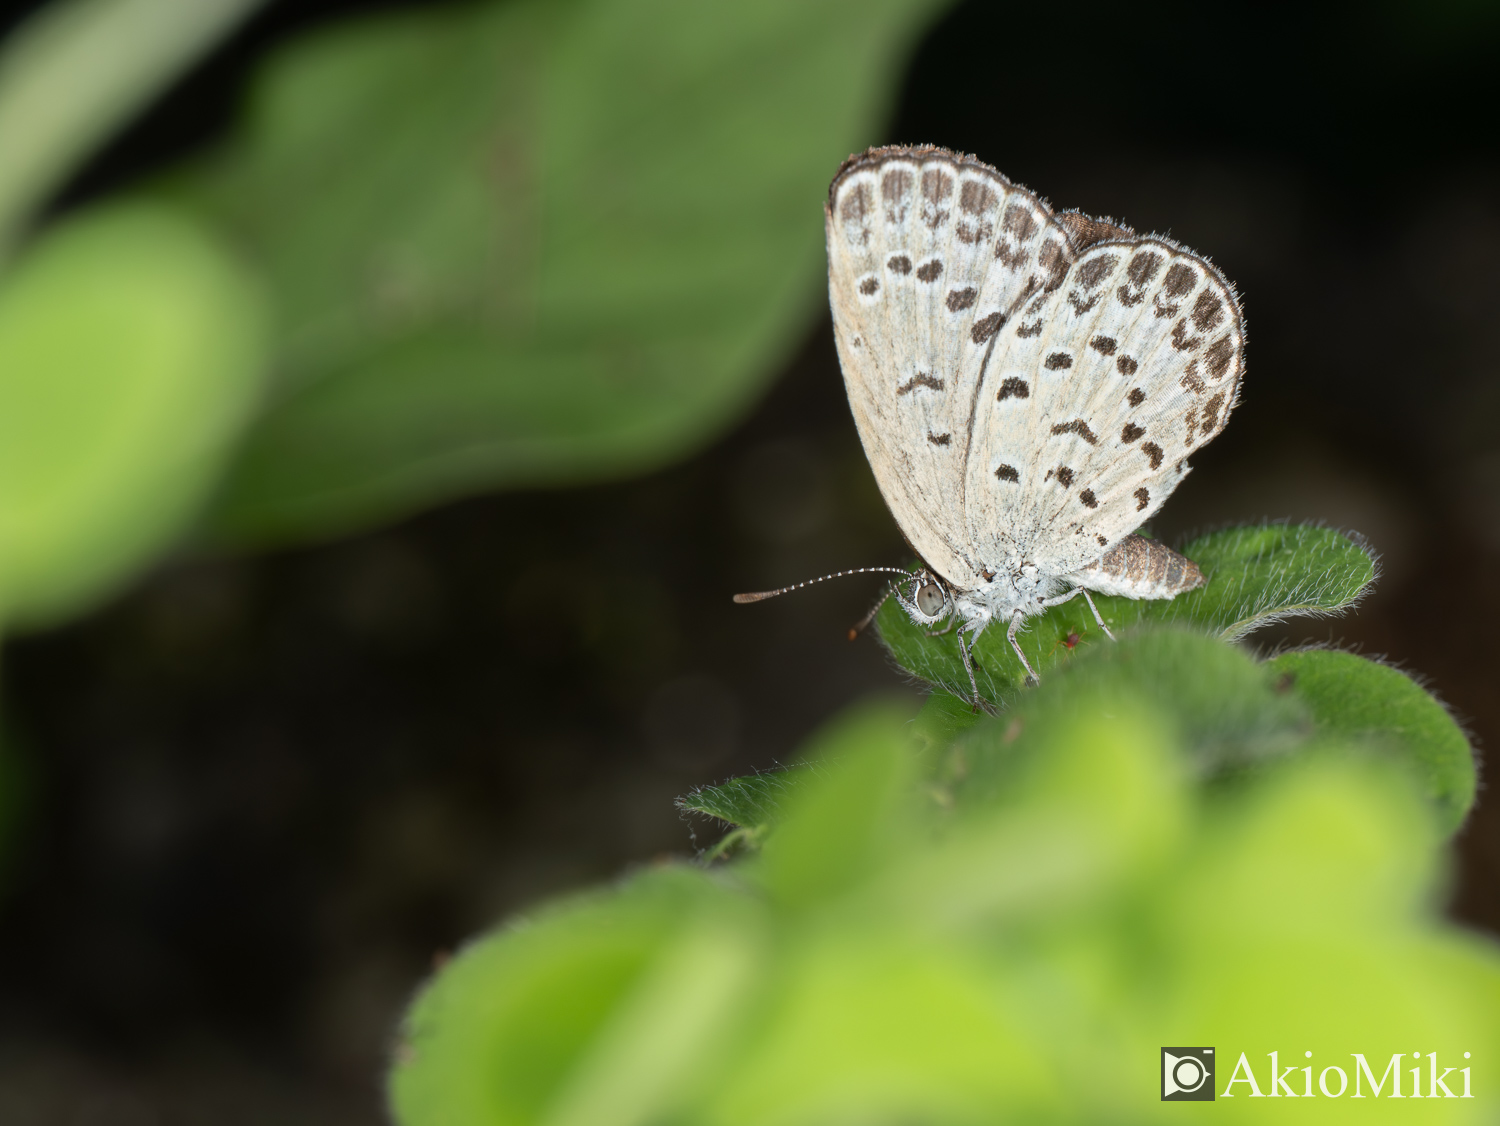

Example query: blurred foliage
[414,525,1485,1122]
[392,670,1499,1125]
[0,0,266,256]
[0,0,948,628]
[877,523,1377,705]
[158,0,948,545]
[0,203,266,627]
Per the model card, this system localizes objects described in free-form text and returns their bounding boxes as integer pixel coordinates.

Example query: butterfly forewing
[827,148,1072,587]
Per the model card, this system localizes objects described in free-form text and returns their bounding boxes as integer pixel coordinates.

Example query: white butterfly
[740,145,1245,700]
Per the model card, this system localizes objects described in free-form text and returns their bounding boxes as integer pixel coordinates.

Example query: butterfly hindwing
[965,238,1244,575]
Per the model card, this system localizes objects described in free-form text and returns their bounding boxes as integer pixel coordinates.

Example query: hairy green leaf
[678,700,916,857]
[0,203,267,626]
[938,630,1309,809]
[1267,648,1476,832]
[876,523,1376,705]
[162,0,947,545]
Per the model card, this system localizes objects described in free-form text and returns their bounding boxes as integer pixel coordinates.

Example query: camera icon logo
[1162,1047,1215,1101]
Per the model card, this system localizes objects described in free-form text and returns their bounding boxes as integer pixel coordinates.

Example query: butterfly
[738,145,1245,701]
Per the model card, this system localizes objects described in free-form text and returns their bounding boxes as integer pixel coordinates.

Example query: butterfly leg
[1078,589,1116,641]
[925,619,958,637]
[1039,586,1117,642]
[956,627,984,710]
[1007,609,1040,686]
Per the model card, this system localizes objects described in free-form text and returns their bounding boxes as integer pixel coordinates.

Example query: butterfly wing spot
[1050,466,1075,487]
[920,167,953,229]
[1002,202,1038,241]
[887,253,912,275]
[1201,392,1225,435]
[995,464,1019,482]
[997,377,1029,401]
[1074,254,1119,289]
[1117,355,1138,375]
[1090,335,1117,355]
[1044,352,1073,370]
[1017,320,1044,338]
[1117,249,1162,306]
[1192,289,1225,331]
[1051,419,1097,444]
[1184,407,1198,441]
[946,286,978,311]
[859,276,880,296]
[1121,422,1144,443]
[840,181,872,223]
[897,373,944,396]
[1162,262,1196,297]
[1204,335,1235,378]
[1134,486,1150,511]
[927,432,952,446]
[1181,366,1207,394]
[880,167,913,223]
[915,259,943,282]
[1141,442,1164,470]
[1127,387,1146,406]
[1079,489,1098,509]
[971,311,1006,344]
[1170,320,1203,351]
[1097,534,1108,546]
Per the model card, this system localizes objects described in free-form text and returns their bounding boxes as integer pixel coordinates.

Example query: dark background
[1,0,1497,1121]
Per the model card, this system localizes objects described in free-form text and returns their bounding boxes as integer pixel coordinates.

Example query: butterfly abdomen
[1072,534,1203,601]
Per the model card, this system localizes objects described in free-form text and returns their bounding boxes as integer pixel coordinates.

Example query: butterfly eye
[916,583,945,616]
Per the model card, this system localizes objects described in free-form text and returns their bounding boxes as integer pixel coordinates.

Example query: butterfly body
[826,146,1241,691]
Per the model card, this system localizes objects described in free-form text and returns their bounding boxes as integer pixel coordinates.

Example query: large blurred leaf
[877,523,1376,705]
[1267,648,1476,832]
[163,0,947,544]
[0,203,266,627]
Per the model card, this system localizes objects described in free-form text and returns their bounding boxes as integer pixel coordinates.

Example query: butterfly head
[915,581,946,616]
[897,570,954,628]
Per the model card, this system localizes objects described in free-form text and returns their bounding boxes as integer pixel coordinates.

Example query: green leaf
[162,0,947,545]
[876,523,1376,705]
[940,630,1310,811]
[390,865,761,1126]
[0,0,267,256]
[1266,648,1477,833]
[678,699,917,859]
[677,770,808,858]
[0,202,267,627]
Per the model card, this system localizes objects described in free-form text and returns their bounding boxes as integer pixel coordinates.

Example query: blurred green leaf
[0,0,266,256]
[1267,648,1476,833]
[391,865,760,1126]
[943,630,1309,808]
[877,523,1376,704]
[0,202,267,626]
[161,0,947,545]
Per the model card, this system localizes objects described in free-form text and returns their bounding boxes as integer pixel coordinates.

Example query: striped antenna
[732,566,915,604]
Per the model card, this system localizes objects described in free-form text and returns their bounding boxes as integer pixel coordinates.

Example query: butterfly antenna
[732,567,914,605]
